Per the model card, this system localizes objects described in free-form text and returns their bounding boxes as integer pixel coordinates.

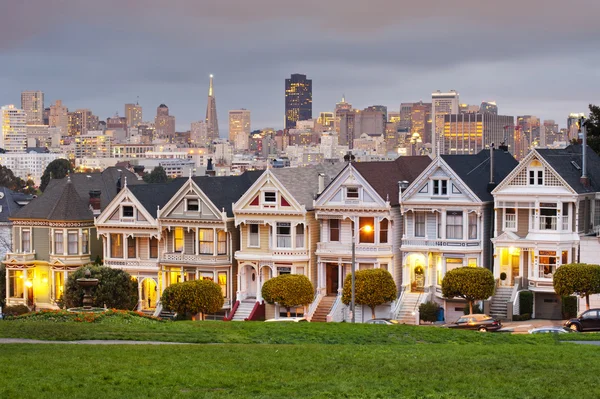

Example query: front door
[326,264,339,295]
[412,266,425,292]
[141,278,157,309]
[245,266,257,298]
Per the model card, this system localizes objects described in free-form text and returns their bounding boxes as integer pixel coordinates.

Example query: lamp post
[351,223,372,323]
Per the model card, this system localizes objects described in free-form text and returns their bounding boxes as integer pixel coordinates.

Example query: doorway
[141,278,157,309]
[326,264,339,296]
[412,265,425,292]
[245,265,257,298]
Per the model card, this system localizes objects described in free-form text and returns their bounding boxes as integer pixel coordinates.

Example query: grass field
[1,318,600,398]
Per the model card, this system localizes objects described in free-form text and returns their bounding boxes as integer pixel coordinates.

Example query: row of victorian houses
[4,144,600,321]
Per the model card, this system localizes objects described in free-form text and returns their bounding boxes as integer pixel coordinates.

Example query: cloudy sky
[1,0,599,133]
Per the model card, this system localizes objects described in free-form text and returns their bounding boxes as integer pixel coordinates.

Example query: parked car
[445,314,502,332]
[265,317,308,322]
[564,309,600,332]
[365,319,400,325]
[528,326,575,334]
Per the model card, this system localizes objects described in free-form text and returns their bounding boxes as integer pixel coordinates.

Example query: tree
[261,274,314,317]
[587,104,600,137]
[64,265,138,310]
[341,269,397,319]
[0,165,25,192]
[143,166,169,184]
[161,279,224,320]
[442,267,495,314]
[40,159,73,192]
[553,263,600,311]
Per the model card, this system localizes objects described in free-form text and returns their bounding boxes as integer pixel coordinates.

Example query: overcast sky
[1,0,599,133]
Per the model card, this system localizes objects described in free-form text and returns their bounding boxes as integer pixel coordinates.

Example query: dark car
[564,309,600,332]
[365,318,400,325]
[446,314,502,332]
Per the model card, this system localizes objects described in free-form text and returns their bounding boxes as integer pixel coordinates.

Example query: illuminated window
[127,237,137,258]
[359,217,374,243]
[218,272,227,297]
[174,227,184,253]
[217,230,227,254]
[8,270,24,298]
[110,233,123,258]
[199,229,214,254]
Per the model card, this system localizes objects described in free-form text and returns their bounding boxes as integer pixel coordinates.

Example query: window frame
[186,198,199,212]
[468,213,477,239]
[82,229,89,254]
[198,228,214,255]
[122,205,134,218]
[276,222,292,248]
[149,237,159,259]
[110,233,123,258]
[432,179,448,196]
[173,227,184,253]
[248,224,260,248]
[415,212,426,238]
[359,217,375,244]
[446,211,464,240]
[67,230,79,255]
[379,219,388,244]
[21,228,31,253]
[295,224,305,248]
[329,219,340,242]
[217,230,227,255]
[54,230,64,255]
[504,208,517,231]
[263,191,277,204]
[127,236,137,258]
[346,187,359,200]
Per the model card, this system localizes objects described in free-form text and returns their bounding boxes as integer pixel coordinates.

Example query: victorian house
[232,164,343,321]
[491,144,600,319]
[312,156,431,323]
[96,171,262,315]
[400,149,518,322]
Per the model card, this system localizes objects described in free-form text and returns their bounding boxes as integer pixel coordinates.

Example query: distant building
[285,74,312,130]
[0,151,65,185]
[357,106,386,137]
[228,109,251,151]
[49,100,68,134]
[443,113,515,155]
[410,101,432,144]
[206,75,219,141]
[0,105,27,152]
[399,103,413,131]
[21,91,44,125]
[432,90,459,154]
[567,113,585,141]
[155,104,176,141]
[480,101,498,115]
[68,109,99,136]
[124,103,142,128]
[107,115,127,131]
[191,120,209,147]
[74,132,113,159]
[543,120,559,147]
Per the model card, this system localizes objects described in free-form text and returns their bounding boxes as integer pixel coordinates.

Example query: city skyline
[1,1,599,133]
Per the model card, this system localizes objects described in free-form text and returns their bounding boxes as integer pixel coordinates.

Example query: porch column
[213,228,217,256]
[23,269,28,302]
[557,201,562,232]
[256,267,262,302]
[337,261,343,295]
[5,268,9,304]
[137,279,143,310]
[195,228,199,256]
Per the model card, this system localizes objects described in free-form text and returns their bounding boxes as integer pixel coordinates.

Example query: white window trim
[121,204,135,218]
[185,198,200,213]
[503,208,518,232]
[262,190,277,205]
[173,227,184,253]
[21,228,31,253]
[248,224,260,248]
[432,179,449,196]
[345,186,360,200]
[528,168,544,186]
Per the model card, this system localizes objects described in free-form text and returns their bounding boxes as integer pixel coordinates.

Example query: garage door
[535,293,562,320]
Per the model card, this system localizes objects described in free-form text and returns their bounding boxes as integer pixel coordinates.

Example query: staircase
[310,296,337,322]
[231,299,256,321]
[395,292,422,325]
[490,287,513,320]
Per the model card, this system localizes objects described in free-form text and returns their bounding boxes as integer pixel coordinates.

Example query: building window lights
[110,233,123,258]
[217,230,227,254]
[174,227,184,253]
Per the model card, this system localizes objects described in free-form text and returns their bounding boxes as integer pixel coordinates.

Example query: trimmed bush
[512,313,531,321]
[161,279,224,320]
[419,301,438,322]
[342,269,397,319]
[261,274,314,317]
[64,266,138,310]
[3,304,30,317]
[442,267,495,314]
[561,296,578,319]
[463,303,483,315]
[519,291,533,316]
[553,263,600,310]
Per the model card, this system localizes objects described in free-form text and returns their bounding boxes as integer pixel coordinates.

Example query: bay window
[415,212,425,237]
[217,230,227,254]
[22,229,31,253]
[295,224,304,248]
[359,217,374,243]
[110,233,123,258]
[468,213,477,239]
[127,237,136,258]
[329,219,340,242]
[446,211,463,239]
[174,227,184,252]
[149,237,158,258]
[82,230,89,254]
[276,223,291,248]
[249,224,259,247]
[68,231,78,255]
[379,219,388,243]
[199,229,214,254]
[54,231,64,255]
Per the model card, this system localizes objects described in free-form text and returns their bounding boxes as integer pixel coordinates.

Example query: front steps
[490,287,513,320]
[231,299,256,321]
[395,292,423,325]
[310,296,337,322]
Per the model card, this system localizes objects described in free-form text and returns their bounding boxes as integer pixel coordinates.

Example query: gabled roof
[442,149,518,202]
[536,145,600,194]
[128,181,185,219]
[352,156,432,206]
[0,187,34,223]
[271,163,344,210]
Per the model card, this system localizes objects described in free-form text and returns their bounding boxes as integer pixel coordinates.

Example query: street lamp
[351,223,373,323]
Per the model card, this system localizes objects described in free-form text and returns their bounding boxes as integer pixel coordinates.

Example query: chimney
[206,158,215,177]
[89,190,101,215]
[318,173,325,195]
[581,118,590,187]
[487,144,496,192]
[398,180,409,203]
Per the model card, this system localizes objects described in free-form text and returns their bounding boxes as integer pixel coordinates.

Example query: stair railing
[306,292,324,322]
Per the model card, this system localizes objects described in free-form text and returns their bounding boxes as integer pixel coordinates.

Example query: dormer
[121,204,135,221]
[527,159,544,186]
[431,178,448,196]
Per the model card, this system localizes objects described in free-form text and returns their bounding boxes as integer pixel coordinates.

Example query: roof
[353,156,432,206]
[272,163,345,210]
[536,145,600,194]
[0,187,34,223]
[442,149,518,202]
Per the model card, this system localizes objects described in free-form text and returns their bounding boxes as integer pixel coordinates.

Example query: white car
[265,317,308,322]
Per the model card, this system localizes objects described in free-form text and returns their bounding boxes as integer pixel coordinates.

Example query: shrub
[561,296,578,319]
[442,267,495,314]
[463,303,483,315]
[4,309,162,323]
[3,304,30,317]
[419,301,438,322]
[161,279,224,320]
[519,291,533,315]
[261,274,314,317]
[342,269,397,319]
[512,313,531,321]
[553,263,600,310]
[64,266,138,310]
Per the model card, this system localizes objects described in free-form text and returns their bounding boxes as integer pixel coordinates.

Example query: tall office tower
[443,113,514,155]
[21,91,44,125]
[543,120,559,146]
[155,104,176,140]
[285,73,312,130]
[107,115,128,131]
[431,90,459,154]
[0,105,27,152]
[356,106,386,136]
[459,104,479,114]
[410,101,432,144]
[49,100,69,133]
[480,101,498,115]
[567,113,585,141]
[43,107,50,125]
[191,120,209,147]
[388,111,401,123]
[399,103,414,131]
[337,109,358,148]
[205,74,219,141]
[517,115,541,149]
[68,109,99,136]
[125,103,142,128]
[228,109,251,151]
[317,112,334,131]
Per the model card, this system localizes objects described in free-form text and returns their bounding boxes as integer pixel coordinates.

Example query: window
[263,191,276,204]
[127,237,137,258]
[8,270,24,298]
[54,271,65,300]
[218,271,227,297]
[329,219,340,242]
[110,233,123,258]
[68,231,78,255]
[539,203,558,231]
[295,224,305,248]
[187,199,199,212]
[346,187,359,199]
[446,211,463,239]
[504,208,516,230]
[199,229,214,254]
[433,179,447,195]
[277,223,291,248]
[122,205,134,217]
[359,217,374,243]
[22,229,31,253]
[379,219,388,243]
[538,250,557,278]
[249,224,259,247]
[54,231,64,255]
[415,212,425,237]
[529,169,543,185]
[468,213,477,239]
[174,227,184,252]
[217,230,227,254]
[149,238,158,259]
[82,230,89,254]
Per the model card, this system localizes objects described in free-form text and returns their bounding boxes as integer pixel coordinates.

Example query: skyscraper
[49,100,69,134]
[21,91,44,125]
[125,103,143,128]
[205,74,219,141]
[191,120,209,147]
[155,104,176,140]
[443,113,514,155]
[228,109,251,151]
[285,74,312,130]
[68,109,99,136]
[0,105,27,152]
[480,101,498,115]
[431,90,459,154]
[543,120,559,146]
[410,101,432,144]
